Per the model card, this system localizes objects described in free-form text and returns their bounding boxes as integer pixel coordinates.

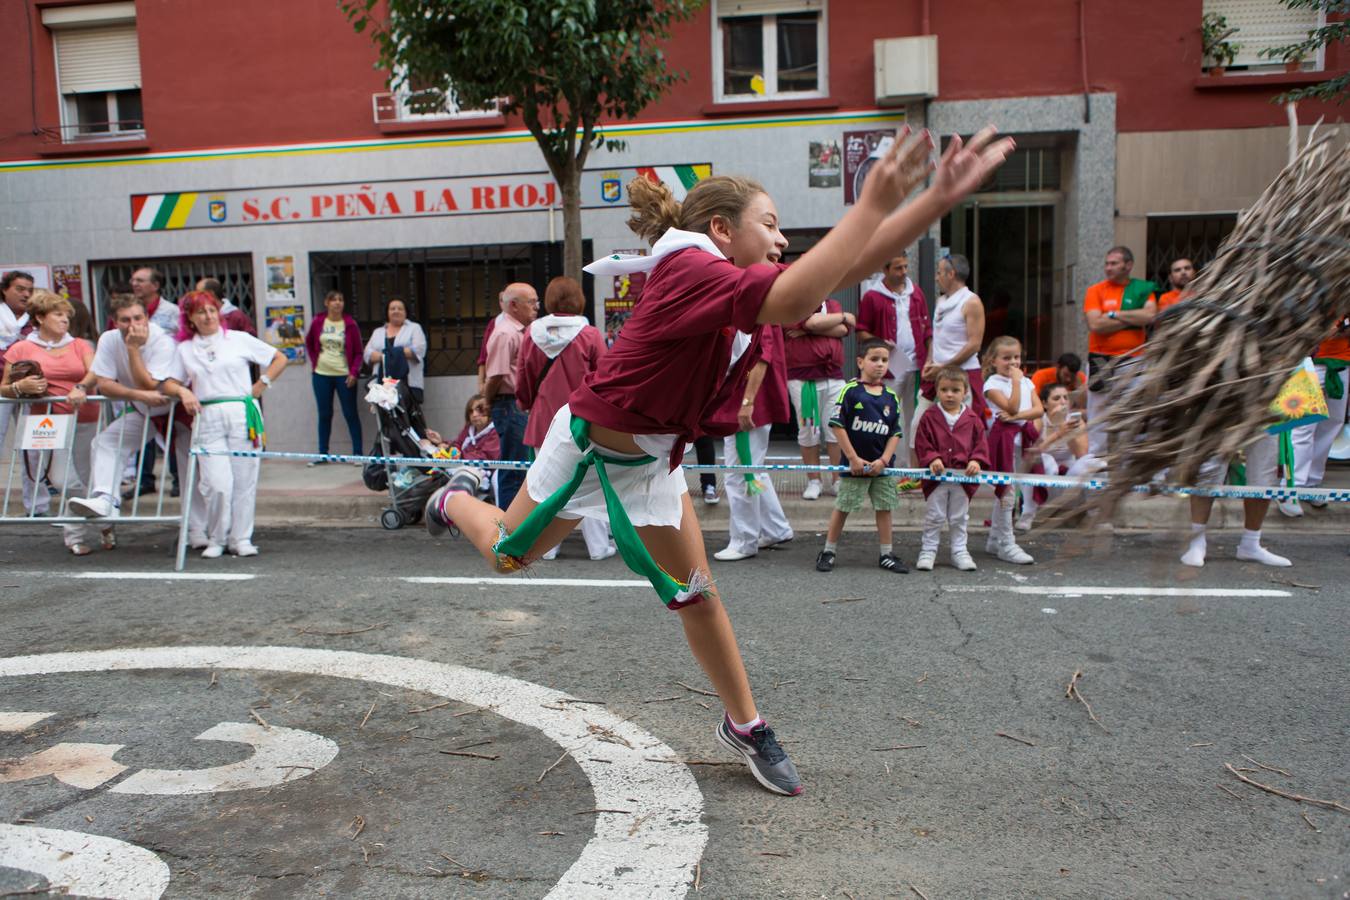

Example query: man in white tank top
[912,254,987,439]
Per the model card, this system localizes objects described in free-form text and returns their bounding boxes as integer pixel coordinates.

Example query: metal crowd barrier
[2,395,191,562]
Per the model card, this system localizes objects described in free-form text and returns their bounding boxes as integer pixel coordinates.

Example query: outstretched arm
[758,128,1014,326]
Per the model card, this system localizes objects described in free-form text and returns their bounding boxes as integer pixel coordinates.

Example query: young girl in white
[982,336,1042,564]
[423,128,1015,797]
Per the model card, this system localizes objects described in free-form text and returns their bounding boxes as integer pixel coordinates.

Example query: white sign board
[21,413,71,450]
[0,265,52,290]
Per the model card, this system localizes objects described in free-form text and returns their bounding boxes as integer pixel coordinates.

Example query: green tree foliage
[1262,0,1348,103]
[342,0,702,279]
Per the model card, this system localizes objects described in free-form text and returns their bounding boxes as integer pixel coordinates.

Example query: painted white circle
[0,646,708,898]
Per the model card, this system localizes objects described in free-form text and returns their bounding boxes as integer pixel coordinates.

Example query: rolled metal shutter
[55,25,142,94]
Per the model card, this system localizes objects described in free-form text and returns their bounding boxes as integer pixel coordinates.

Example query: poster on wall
[842,129,897,205]
[602,252,647,347]
[809,140,841,188]
[0,264,51,290]
[262,255,305,364]
[52,265,83,303]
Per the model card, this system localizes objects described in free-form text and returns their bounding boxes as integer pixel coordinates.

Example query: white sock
[1181,524,1207,568]
[1237,529,1292,566]
[1238,528,1261,551]
[824,540,838,553]
[731,715,763,734]
[879,543,893,556]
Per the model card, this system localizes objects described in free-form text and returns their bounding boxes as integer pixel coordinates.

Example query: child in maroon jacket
[913,366,990,572]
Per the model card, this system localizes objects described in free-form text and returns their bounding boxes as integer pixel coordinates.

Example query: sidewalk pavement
[247,442,1350,533]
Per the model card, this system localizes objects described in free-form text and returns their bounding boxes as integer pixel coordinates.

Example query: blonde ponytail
[624,174,768,245]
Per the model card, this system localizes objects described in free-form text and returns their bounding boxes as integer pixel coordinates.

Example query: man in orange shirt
[1082,246,1156,455]
[1155,257,1195,313]
[1030,352,1086,395]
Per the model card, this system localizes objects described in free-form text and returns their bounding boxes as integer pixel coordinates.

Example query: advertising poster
[809,140,841,188]
[263,255,305,363]
[603,254,646,347]
[842,129,897,205]
[52,265,83,303]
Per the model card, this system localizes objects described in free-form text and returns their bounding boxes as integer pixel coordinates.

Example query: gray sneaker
[715,715,803,796]
[423,467,483,537]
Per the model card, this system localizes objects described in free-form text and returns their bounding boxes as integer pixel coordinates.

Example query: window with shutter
[1202,0,1324,68]
[713,0,827,102]
[42,4,144,142]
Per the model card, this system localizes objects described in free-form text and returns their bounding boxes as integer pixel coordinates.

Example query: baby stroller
[362,378,447,530]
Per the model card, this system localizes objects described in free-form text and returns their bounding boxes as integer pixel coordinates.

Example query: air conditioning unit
[875,35,939,105]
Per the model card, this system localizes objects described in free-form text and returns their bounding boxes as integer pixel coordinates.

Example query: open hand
[932,126,1017,208]
[856,126,936,214]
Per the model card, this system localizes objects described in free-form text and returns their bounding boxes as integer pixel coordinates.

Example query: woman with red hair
[151,291,287,558]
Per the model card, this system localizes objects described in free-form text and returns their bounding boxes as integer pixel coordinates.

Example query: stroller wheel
[380,508,405,530]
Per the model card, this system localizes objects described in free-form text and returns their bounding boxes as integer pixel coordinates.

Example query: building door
[309,241,591,378]
[942,198,1061,368]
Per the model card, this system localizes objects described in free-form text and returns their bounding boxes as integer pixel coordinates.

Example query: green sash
[799,380,819,427]
[493,415,710,608]
[202,396,265,447]
[734,430,764,496]
[1119,278,1156,311]
[1314,357,1348,401]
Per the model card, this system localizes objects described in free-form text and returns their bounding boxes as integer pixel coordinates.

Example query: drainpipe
[1079,0,1091,123]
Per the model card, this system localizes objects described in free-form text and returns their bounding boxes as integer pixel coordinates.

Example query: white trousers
[194,403,260,547]
[1301,364,1348,487]
[88,409,209,541]
[921,483,969,554]
[786,377,845,447]
[15,419,96,547]
[722,425,793,555]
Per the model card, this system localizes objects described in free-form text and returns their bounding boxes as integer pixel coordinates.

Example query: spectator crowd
[2,243,1345,571]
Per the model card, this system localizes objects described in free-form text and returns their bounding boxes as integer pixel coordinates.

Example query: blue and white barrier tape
[188,447,1350,504]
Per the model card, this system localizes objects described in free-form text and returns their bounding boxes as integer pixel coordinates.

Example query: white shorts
[787,377,845,447]
[526,405,689,527]
[1196,432,1279,487]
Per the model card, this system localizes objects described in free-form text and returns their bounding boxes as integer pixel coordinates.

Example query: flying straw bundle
[1068,131,1350,514]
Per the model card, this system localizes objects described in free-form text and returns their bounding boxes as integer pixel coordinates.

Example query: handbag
[382,331,411,382]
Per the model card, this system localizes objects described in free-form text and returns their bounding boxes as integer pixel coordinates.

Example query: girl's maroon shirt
[568,248,787,468]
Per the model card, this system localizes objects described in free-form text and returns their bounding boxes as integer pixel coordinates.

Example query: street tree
[342,0,702,281]
[1263,0,1347,104]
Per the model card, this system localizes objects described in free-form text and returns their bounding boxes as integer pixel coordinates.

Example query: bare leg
[445,476,579,571]
[1242,498,1268,531]
[1190,495,1214,526]
[825,442,842,488]
[825,508,848,544]
[639,493,757,724]
[801,444,822,484]
[875,509,893,549]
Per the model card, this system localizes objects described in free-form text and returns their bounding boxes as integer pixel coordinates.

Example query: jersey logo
[850,417,892,435]
[854,402,864,410]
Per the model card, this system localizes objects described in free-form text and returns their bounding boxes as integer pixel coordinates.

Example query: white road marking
[0,743,127,790]
[945,585,1292,598]
[402,576,649,587]
[0,646,707,898]
[6,571,255,582]
[1041,608,1058,615]
[0,823,170,900]
[110,722,338,795]
[0,711,54,731]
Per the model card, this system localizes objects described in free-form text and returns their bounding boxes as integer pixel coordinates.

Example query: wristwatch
[260,374,273,388]
[741,398,754,406]
[1107,310,1117,320]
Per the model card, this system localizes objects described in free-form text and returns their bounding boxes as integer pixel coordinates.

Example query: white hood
[582,228,725,277]
[529,314,589,360]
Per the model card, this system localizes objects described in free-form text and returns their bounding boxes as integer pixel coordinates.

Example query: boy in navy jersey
[816,339,906,573]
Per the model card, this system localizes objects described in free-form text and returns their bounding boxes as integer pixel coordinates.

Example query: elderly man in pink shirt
[483,282,539,509]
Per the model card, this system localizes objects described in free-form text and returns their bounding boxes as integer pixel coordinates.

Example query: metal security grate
[1146,214,1238,287]
[91,254,255,323]
[309,241,592,378]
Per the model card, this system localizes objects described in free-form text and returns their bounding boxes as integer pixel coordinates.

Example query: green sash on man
[1119,279,1157,312]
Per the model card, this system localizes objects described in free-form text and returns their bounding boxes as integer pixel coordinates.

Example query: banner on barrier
[20,413,71,450]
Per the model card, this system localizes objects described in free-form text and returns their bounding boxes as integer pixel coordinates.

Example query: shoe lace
[748,723,787,764]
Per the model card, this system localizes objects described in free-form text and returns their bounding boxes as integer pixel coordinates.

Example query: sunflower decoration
[1267,362,1329,433]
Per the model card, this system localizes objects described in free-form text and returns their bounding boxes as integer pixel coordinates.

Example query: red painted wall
[1,0,1345,162]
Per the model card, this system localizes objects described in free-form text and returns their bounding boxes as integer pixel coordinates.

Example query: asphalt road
[1,523,1347,899]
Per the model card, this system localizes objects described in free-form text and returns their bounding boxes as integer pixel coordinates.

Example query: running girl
[424,127,1015,796]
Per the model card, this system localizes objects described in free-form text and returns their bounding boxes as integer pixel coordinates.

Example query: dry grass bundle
[1063,131,1350,515]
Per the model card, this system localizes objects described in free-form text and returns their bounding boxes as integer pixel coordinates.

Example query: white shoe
[996,542,1035,565]
[1236,544,1292,567]
[801,480,823,500]
[1180,544,1207,568]
[951,550,978,571]
[915,550,936,571]
[201,543,225,559]
[1276,499,1303,518]
[1308,496,1328,509]
[68,495,113,518]
[541,546,560,561]
[589,544,617,561]
[713,546,757,562]
[824,479,839,496]
[758,533,793,550]
[189,533,210,550]
[229,541,260,557]
[702,484,720,505]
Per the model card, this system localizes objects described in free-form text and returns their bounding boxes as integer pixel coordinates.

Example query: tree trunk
[560,167,584,283]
